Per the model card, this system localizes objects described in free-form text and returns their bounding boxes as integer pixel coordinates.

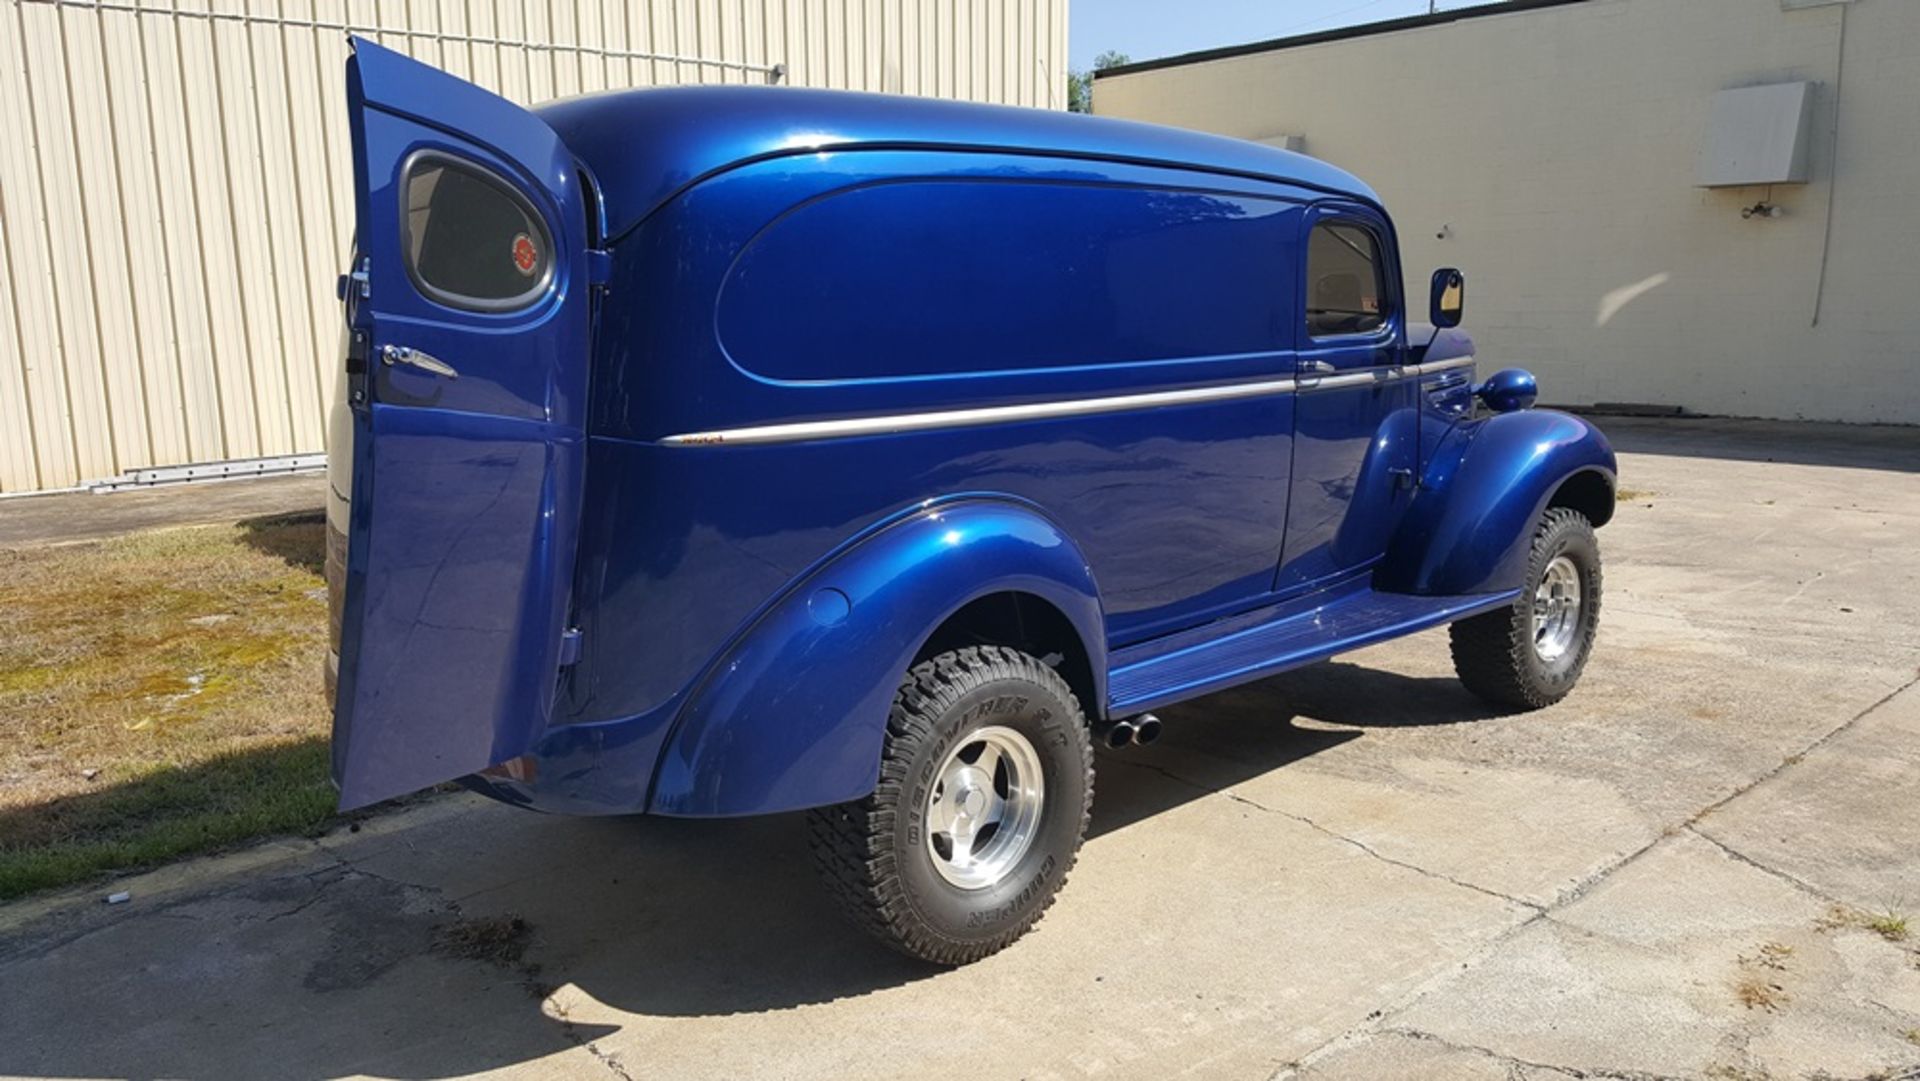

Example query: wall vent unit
[1697,81,1815,187]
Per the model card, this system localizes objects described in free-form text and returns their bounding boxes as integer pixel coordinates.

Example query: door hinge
[558,627,584,666]
[1388,466,1417,491]
[586,249,613,289]
[345,329,370,377]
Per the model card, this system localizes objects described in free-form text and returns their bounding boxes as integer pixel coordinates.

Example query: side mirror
[1430,268,1465,328]
[1476,368,1538,413]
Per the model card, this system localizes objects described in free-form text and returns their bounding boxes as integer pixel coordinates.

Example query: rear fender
[647,499,1105,817]
[1378,409,1616,595]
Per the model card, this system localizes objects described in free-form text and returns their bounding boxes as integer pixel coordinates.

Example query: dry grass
[433,914,533,967]
[1734,973,1787,1011]
[1733,940,1794,1013]
[0,515,335,898]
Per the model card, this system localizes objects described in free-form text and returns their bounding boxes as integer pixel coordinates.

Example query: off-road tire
[1450,507,1602,709]
[808,646,1093,965]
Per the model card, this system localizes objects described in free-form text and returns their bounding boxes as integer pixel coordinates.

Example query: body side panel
[558,151,1319,742]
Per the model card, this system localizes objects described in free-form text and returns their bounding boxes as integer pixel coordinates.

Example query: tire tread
[807,645,1093,965]
[1450,507,1602,710]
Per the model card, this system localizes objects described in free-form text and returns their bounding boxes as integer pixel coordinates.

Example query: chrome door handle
[380,344,458,379]
[1298,359,1338,376]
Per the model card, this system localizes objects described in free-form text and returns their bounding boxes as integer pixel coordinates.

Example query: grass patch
[1818,904,1912,943]
[1867,912,1910,941]
[0,515,336,899]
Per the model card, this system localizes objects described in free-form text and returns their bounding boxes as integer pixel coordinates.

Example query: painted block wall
[1095,0,1919,425]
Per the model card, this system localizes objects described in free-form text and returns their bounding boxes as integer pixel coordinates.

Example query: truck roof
[533,85,1379,242]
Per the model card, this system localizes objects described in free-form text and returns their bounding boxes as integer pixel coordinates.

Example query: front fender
[647,499,1105,817]
[1378,409,1616,595]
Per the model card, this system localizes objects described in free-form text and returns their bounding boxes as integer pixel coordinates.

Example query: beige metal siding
[0,0,1068,493]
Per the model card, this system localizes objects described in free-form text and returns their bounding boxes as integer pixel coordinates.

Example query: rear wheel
[808,646,1093,965]
[1450,507,1602,709]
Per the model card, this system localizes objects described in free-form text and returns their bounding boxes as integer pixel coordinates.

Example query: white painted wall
[0,0,1069,493]
[1094,0,1920,425]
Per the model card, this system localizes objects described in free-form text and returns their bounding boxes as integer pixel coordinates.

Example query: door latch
[380,344,459,379]
[335,257,371,301]
[586,249,613,289]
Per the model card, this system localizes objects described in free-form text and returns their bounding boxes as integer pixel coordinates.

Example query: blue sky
[1069,0,1508,71]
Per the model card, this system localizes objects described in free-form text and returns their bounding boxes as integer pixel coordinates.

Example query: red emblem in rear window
[511,233,539,277]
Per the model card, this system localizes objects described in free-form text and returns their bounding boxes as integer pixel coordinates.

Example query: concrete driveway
[3,418,1918,1081]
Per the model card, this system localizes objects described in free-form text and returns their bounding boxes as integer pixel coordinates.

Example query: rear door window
[401,153,553,312]
[1305,221,1388,337]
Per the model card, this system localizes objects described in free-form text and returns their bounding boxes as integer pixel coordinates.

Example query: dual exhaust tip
[1096,713,1162,750]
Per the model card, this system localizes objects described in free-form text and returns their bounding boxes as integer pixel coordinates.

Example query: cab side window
[1305,222,1388,337]
[401,153,553,312]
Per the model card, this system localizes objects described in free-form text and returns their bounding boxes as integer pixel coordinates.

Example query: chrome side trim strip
[1295,370,1387,394]
[660,355,1477,447]
[1411,355,1477,377]
[660,375,1302,446]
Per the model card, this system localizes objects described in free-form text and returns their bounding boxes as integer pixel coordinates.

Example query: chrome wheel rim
[925,725,1045,890]
[1533,555,1583,663]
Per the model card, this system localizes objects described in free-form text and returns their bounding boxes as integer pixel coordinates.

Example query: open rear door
[330,37,592,809]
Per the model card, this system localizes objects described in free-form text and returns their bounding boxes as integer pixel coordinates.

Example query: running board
[1107,588,1520,714]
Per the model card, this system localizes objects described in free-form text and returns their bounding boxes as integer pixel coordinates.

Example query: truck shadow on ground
[3,661,1512,1080]
[234,509,326,572]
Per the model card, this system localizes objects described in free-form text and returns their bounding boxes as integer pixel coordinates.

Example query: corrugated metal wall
[0,0,1068,494]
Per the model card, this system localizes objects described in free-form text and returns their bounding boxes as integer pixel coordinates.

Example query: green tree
[1066,50,1131,113]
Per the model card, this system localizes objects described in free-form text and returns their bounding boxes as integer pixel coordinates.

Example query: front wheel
[808,646,1093,965]
[1450,507,1602,709]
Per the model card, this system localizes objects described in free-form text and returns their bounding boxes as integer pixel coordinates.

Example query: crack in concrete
[263,877,342,924]
[1686,672,1920,832]
[0,883,239,964]
[1862,994,1920,1030]
[311,846,411,889]
[549,999,636,1081]
[0,845,430,965]
[1377,1026,1686,1080]
[580,1040,637,1081]
[1683,825,1840,907]
[1112,757,1546,914]
[260,862,400,924]
[1285,672,1920,1076]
